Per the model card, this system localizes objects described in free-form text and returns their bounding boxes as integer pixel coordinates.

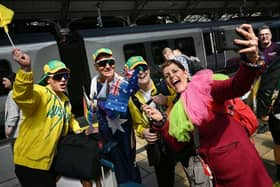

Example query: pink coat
[181,66,273,187]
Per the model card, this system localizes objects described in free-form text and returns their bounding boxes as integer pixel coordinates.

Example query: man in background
[256,25,280,133]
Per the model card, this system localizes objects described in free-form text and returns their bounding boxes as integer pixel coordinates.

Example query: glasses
[49,72,70,81]
[259,33,271,37]
[96,59,115,67]
[134,64,148,72]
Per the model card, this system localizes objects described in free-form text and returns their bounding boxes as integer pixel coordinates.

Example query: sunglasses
[49,72,70,81]
[97,59,115,67]
[134,64,148,72]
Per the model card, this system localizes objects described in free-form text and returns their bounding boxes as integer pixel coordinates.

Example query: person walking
[11,48,83,187]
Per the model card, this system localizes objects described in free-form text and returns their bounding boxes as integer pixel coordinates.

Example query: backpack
[210,98,258,136]
[54,133,101,180]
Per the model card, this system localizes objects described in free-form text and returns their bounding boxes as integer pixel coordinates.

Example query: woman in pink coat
[142,24,273,187]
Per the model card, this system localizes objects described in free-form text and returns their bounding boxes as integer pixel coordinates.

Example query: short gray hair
[258,25,271,35]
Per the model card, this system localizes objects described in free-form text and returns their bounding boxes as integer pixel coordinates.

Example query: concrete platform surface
[0,130,275,187]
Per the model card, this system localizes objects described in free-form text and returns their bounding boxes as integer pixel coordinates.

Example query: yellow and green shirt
[12,69,82,170]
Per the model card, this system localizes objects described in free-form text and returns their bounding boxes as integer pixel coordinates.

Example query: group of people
[6,23,279,187]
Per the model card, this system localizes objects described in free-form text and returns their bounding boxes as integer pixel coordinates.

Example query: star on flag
[106,115,127,134]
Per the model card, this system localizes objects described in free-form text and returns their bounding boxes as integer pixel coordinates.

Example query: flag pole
[5,31,15,49]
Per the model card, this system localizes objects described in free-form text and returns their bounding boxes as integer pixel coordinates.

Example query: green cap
[92,48,113,63]
[38,60,70,86]
[125,56,148,70]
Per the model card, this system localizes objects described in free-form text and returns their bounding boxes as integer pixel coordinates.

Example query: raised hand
[234,24,259,63]
[12,48,31,71]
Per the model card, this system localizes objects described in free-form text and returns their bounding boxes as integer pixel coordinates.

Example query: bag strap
[131,94,143,111]
[193,125,200,153]
[131,94,154,132]
[269,79,280,113]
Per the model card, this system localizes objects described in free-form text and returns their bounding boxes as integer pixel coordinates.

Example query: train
[1,17,280,186]
[1,17,280,132]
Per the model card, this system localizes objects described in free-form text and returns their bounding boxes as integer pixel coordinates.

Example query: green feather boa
[169,99,194,142]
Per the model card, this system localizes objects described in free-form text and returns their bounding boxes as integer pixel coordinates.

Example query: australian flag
[105,70,139,113]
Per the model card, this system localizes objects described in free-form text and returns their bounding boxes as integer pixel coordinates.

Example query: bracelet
[240,53,264,64]
[241,59,265,69]
[249,54,260,64]
[150,112,167,128]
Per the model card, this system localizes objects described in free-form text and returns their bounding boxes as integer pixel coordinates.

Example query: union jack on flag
[109,78,122,96]
[105,70,139,113]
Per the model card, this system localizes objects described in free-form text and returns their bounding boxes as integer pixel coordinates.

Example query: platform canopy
[1,0,279,30]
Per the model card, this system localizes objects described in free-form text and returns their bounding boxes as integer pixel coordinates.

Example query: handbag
[185,127,213,187]
[54,133,102,180]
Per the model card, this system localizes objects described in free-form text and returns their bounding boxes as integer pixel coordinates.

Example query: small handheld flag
[0,4,16,48]
[82,87,98,134]
[97,79,108,100]
[105,70,139,113]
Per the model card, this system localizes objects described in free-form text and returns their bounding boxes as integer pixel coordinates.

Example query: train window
[123,43,146,62]
[151,40,168,65]
[204,31,224,54]
[0,59,14,96]
[203,32,213,55]
[174,37,196,57]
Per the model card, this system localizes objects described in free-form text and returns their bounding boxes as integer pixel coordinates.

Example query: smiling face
[95,53,115,82]
[136,65,151,89]
[162,61,189,93]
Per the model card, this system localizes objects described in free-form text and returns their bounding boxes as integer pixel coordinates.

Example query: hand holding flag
[83,87,99,134]
[0,4,16,48]
[105,70,139,113]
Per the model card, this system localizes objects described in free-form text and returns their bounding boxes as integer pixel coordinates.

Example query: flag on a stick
[83,87,98,133]
[0,4,15,48]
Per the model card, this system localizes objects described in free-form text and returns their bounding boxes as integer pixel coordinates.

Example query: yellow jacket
[12,69,81,170]
[128,81,175,138]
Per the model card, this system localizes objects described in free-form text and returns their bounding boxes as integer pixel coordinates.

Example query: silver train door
[202,30,226,72]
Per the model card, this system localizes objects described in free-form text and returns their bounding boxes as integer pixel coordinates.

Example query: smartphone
[215,29,244,51]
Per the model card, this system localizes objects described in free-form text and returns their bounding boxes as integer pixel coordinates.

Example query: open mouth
[172,79,180,87]
[60,82,67,88]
